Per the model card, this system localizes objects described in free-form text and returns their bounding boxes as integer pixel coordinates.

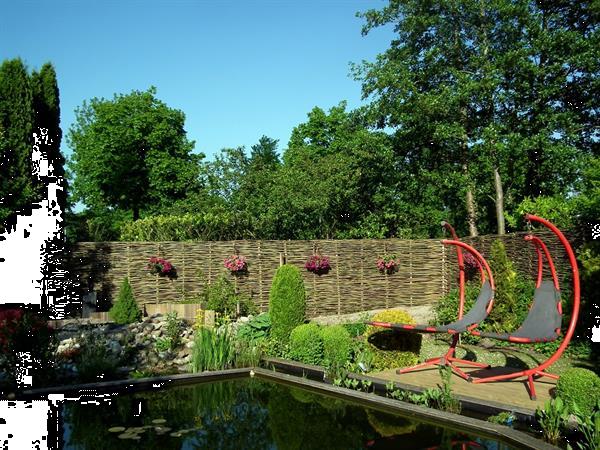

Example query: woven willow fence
[69,230,571,318]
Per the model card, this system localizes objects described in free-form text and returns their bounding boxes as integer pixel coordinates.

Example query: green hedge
[269,264,306,345]
[119,212,255,241]
[289,323,323,365]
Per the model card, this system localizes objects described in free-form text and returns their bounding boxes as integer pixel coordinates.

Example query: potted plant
[224,255,248,274]
[376,255,399,275]
[305,254,331,275]
[147,257,177,279]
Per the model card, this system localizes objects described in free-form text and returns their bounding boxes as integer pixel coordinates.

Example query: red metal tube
[442,222,465,319]
[524,214,579,372]
[525,235,560,290]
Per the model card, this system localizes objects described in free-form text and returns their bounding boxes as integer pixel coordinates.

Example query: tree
[0,58,36,229]
[355,0,598,235]
[68,87,201,220]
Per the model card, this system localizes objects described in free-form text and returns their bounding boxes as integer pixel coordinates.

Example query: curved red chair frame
[392,224,496,381]
[469,214,580,400]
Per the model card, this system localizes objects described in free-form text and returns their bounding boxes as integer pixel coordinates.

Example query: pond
[61,377,520,449]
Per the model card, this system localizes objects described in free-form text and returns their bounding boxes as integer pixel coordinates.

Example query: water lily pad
[154,426,171,434]
[108,427,126,433]
[170,432,183,437]
[117,433,136,439]
[152,418,167,424]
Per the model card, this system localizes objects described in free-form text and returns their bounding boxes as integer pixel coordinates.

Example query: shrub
[164,311,183,350]
[269,264,306,345]
[289,323,323,365]
[203,274,256,318]
[74,333,120,382]
[343,321,368,338]
[364,309,421,371]
[237,313,271,342]
[556,368,600,416]
[321,325,352,369]
[109,277,141,324]
[0,307,56,388]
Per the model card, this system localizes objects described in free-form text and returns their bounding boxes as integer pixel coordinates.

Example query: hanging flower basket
[147,257,177,279]
[224,255,248,274]
[376,255,399,275]
[305,254,331,275]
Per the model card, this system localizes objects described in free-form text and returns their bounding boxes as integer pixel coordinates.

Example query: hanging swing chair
[367,222,496,381]
[467,214,580,400]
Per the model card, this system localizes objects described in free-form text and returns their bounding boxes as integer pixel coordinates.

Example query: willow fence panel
[68,230,571,318]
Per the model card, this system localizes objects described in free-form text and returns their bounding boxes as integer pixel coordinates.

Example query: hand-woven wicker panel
[68,231,572,318]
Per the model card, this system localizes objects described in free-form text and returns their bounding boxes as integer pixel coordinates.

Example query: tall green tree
[68,87,202,221]
[0,58,36,229]
[355,0,598,235]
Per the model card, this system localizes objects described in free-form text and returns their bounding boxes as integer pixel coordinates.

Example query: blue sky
[2,0,394,161]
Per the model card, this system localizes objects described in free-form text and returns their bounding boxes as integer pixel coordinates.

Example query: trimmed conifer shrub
[109,277,141,324]
[269,264,306,344]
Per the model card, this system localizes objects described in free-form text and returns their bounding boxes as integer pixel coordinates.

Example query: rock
[185,341,195,349]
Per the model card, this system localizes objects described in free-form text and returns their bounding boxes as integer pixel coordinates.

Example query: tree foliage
[68,87,202,221]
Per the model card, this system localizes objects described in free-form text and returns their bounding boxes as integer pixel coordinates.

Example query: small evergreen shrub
[488,240,532,332]
[321,325,352,369]
[109,277,141,324]
[365,309,421,371]
[556,368,600,416]
[269,264,306,345]
[289,323,323,365]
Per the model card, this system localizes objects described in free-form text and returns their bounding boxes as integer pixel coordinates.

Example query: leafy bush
[571,399,600,450]
[321,325,352,369]
[164,311,183,350]
[74,333,120,382]
[289,323,323,365]
[109,277,141,324]
[343,322,368,337]
[364,309,421,371]
[556,368,600,416]
[203,274,256,317]
[237,313,271,342]
[269,264,306,345]
[0,307,57,388]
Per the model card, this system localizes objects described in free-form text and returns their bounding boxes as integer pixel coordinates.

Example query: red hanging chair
[467,214,580,400]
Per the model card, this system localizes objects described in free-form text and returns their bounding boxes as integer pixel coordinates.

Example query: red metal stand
[469,215,580,400]
[397,228,496,381]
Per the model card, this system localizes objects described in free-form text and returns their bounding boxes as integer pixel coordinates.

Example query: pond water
[61,378,518,449]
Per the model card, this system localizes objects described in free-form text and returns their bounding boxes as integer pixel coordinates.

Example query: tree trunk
[465,186,479,237]
[493,166,505,234]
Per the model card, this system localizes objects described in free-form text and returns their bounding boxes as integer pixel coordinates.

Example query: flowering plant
[376,255,400,275]
[224,255,248,274]
[462,252,479,280]
[0,307,56,387]
[305,254,331,275]
[147,257,176,277]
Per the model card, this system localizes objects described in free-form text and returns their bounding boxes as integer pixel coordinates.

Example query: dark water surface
[61,378,518,449]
